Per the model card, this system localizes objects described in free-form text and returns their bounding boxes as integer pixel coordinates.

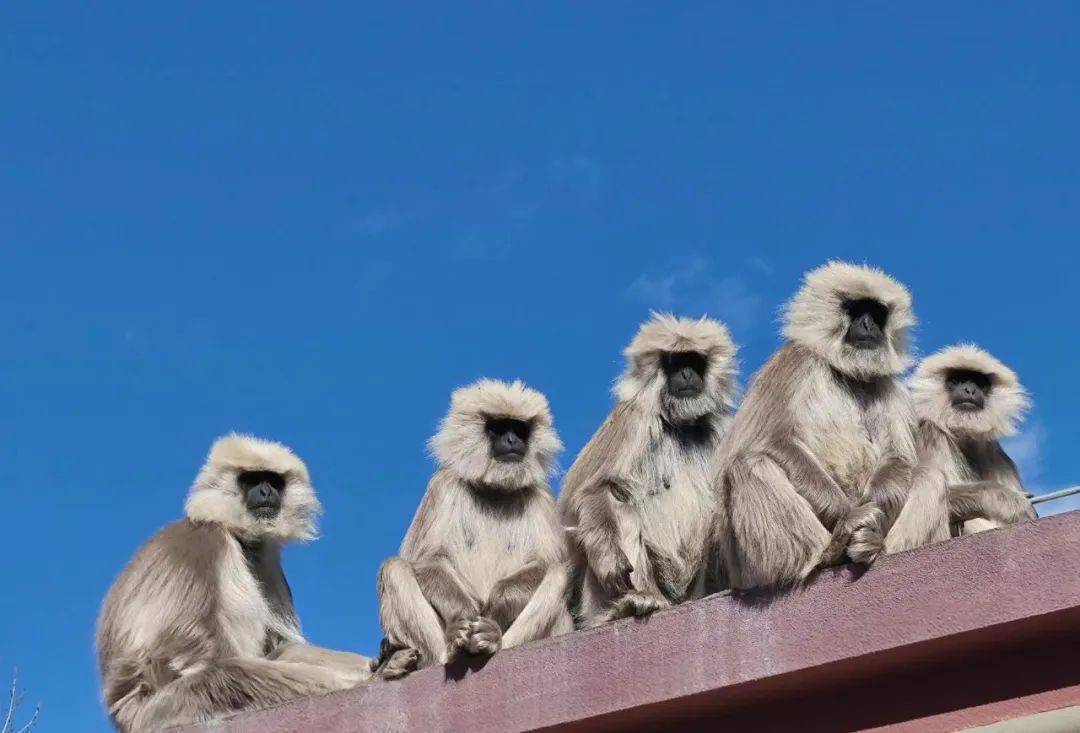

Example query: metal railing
[1030,486,1080,506]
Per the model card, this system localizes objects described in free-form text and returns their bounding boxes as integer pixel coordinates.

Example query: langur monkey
[377,379,573,671]
[97,435,414,732]
[885,345,1036,552]
[716,262,918,589]
[559,315,738,626]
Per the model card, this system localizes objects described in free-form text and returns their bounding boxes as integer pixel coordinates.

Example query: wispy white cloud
[627,258,762,332]
[1003,422,1046,489]
[627,258,710,310]
[340,155,604,258]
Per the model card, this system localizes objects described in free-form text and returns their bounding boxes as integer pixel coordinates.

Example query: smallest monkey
[377,379,573,672]
[886,345,1036,553]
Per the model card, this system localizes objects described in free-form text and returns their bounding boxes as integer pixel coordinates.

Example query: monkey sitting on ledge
[96,435,414,733]
[884,345,1036,553]
[560,314,739,626]
[714,262,919,589]
[377,379,573,673]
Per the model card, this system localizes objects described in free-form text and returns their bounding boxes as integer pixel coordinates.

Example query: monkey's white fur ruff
[911,344,1028,440]
[186,434,321,542]
[430,379,563,491]
[783,261,915,380]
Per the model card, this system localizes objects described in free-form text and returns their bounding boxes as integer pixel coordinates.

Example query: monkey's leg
[884,465,950,554]
[377,556,454,668]
[724,454,831,589]
[949,481,1036,528]
[483,561,546,631]
[766,440,853,530]
[498,562,574,649]
[126,658,351,732]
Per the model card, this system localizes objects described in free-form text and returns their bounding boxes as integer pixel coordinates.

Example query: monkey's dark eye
[842,298,889,329]
[238,470,286,492]
[661,351,707,377]
[945,369,992,393]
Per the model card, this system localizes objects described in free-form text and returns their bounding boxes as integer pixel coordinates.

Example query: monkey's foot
[445,617,473,658]
[378,647,420,680]
[607,590,670,621]
[846,505,886,565]
[465,616,503,656]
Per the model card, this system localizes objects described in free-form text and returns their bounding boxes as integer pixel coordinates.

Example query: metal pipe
[1030,486,1080,506]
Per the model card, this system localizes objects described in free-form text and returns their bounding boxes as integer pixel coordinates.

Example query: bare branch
[2,670,17,733]
[13,704,39,733]
[2,669,39,733]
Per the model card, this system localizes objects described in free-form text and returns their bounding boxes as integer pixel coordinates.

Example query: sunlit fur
[97,436,376,732]
[429,379,563,492]
[911,344,1029,440]
[888,346,1035,547]
[716,263,918,589]
[186,434,321,543]
[616,313,739,425]
[783,261,915,380]
[561,315,739,626]
[378,380,573,670]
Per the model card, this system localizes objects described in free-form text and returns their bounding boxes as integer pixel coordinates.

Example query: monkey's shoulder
[110,519,231,601]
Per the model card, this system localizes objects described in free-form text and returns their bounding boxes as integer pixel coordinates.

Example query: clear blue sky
[2,3,1078,729]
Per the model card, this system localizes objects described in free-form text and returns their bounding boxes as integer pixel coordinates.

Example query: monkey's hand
[592,546,634,598]
[844,503,886,565]
[465,616,503,656]
[445,616,474,659]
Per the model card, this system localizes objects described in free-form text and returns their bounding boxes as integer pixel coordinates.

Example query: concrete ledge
[184,511,1080,733]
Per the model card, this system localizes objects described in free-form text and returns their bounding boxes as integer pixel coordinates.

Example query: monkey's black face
[486,418,531,463]
[945,369,991,412]
[662,351,707,398]
[239,470,286,519]
[842,298,889,350]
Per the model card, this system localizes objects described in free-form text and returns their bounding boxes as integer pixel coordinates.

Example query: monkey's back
[97,519,294,723]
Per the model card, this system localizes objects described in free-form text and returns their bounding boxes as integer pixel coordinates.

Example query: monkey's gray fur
[714,262,919,589]
[377,379,573,671]
[887,345,1035,552]
[559,314,738,626]
[96,435,412,732]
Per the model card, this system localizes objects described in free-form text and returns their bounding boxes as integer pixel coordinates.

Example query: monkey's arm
[561,405,646,597]
[948,481,1036,526]
[566,479,634,596]
[844,454,914,564]
[271,642,419,682]
[883,465,950,554]
[498,561,572,649]
[268,643,376,681]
